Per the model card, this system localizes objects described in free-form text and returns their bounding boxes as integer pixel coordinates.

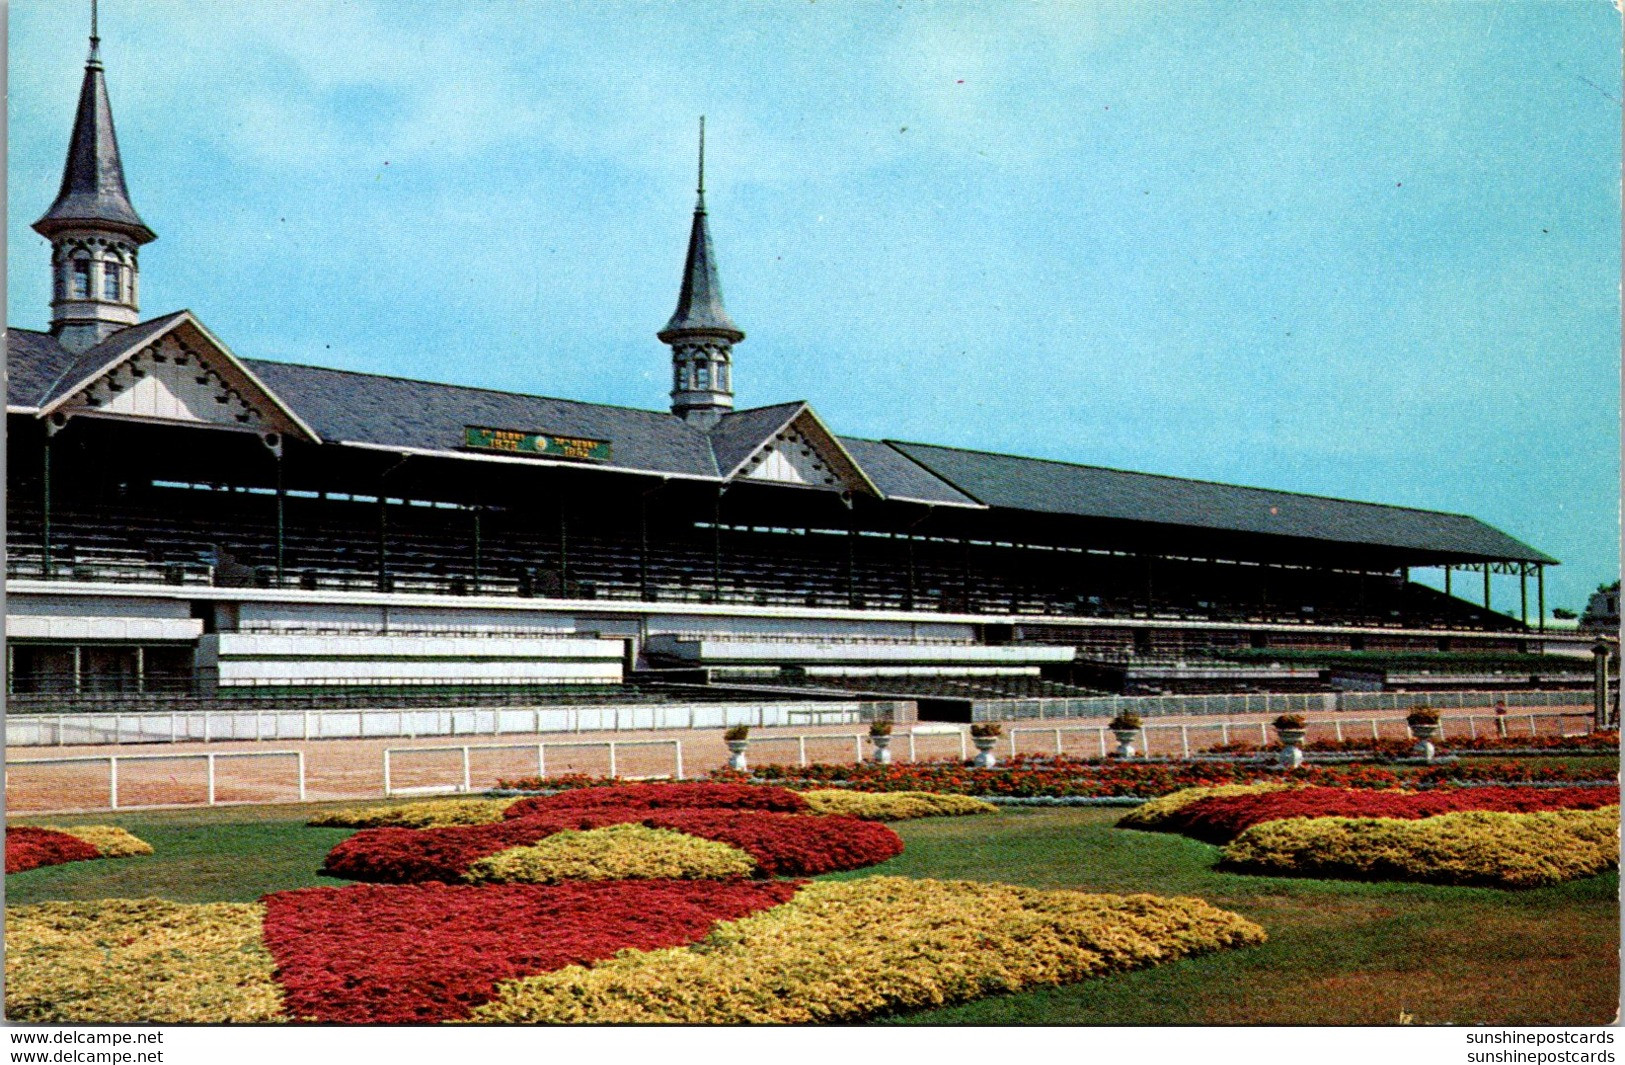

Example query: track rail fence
[6,701,909,748]
[1007,710,1596,759]
[382,739,685,796]
[6,749,307,815]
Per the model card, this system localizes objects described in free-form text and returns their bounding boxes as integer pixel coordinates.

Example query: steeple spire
[34,2,155,352]
[660,119,744,426]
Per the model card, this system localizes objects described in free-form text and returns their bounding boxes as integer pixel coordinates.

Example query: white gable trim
[37,312,321,442]
[726,406,882,497]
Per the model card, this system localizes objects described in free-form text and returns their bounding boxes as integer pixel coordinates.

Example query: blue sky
[9,0,1620,617]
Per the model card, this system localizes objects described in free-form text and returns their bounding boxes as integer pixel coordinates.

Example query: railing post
[855,734,862,763]
[461,746,473,792]
[1221,722,1230,745]
[673,740,684,780]
[908,732,917,762]
[798,736,807,767]
[1371,720,1380,741]
[958,730,967,761]
[1098,728,1107,758]
[297,751,307,803]
[109,756,119,810]
[608,742,618,779]
[207,753,217,806]
[1333,721,1343,743]
[537,743,547,780]
[1181,725,1190,758]
[383,749,392,796]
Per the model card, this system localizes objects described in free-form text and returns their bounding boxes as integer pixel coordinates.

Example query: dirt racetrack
[4,705,1597,815]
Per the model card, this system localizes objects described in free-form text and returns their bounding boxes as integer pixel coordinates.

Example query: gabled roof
[32,47,155,244]
[36,310,190,409]
[243,359,720,479]
[709,402,805,476]
[889,441,1557,564]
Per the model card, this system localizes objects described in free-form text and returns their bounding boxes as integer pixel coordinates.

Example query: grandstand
[5,26,1603,717]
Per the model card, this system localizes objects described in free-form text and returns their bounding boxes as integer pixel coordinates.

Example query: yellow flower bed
[800,790,997,820]
[308,797,521,829]
[1222,806,1621,888]
[463,824,758,884]
[50,826,153,858]
[468,876,1266,1023]
[1117,783,1295,831]
[5,899,284,1024]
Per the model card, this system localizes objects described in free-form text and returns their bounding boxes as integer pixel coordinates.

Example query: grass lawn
[6,803,1617,1025]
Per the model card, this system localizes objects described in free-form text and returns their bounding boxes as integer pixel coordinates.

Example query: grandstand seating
[6,482,1525,632]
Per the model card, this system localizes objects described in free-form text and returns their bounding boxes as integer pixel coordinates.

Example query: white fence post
[798,736,808,767]
[958,730,968,761]
[537,743,547,780]
[297,751,307,803]
[674,741,684,780]
[608,742,618,779]
[908,732,917,763]
[383,749,393,796]
[109,756,119,809]
[461,746,473,793]
[1181,725,1190,758]
[207,753,217,806]
[1097,728,1107,758]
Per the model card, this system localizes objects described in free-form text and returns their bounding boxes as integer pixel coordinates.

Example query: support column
[639,495,651,601]
[904,535,917,611]
[41,425,55,579]
[1519,565,1528,627]
[1537,565,1546,633]
[711,491,722,601]
[135,646,145,695]
[1482,564,1491,612]
[846,525,858,609]
[376,492,390,592]
[1444,564,1452,598]
[274,451,286,586]
[471,508,482,595]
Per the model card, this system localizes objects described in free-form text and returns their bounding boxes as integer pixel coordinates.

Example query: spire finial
[88,0,102,64]
[696,115,706,205]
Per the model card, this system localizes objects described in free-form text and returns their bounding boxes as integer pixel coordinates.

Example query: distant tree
[1599,580,1621,594]
[1552,607,1578,620]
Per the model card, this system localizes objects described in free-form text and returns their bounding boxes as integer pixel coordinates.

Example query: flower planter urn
[1409,721,1442,763]
[1111,728,1139,759]
[869,733,894,765]
[971,735,998,769]
[725,739,749,772]
[1276,728,1307,769]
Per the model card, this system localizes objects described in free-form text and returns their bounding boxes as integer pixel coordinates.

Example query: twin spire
[34,1,154,352]
[660,117,743,426]
[35,9,740,400]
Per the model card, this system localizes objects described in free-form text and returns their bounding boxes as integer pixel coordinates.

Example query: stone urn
[1111,728,1140,759]
[726,739,749,772]
[1409,721,1442,763]
[869,733,894,765]
[1276,728,1307,769]
[971,734,999,769]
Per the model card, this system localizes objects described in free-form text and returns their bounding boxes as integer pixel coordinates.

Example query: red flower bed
[323,810,643,883]
[725,757,1410,798]
[324,808,902,883]
[6,827,101,874]
[1160,785,1621,844]
[503,782,809,818]
[641,810,902,877]
[263,879,801,1023]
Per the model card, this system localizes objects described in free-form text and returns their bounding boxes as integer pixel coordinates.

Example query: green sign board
[463,426,612,463]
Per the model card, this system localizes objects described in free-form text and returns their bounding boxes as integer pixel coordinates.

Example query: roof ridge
[243,356,697,424]
[887,439,1483,522]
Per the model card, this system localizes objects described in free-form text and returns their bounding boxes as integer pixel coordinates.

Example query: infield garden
[4,735,1618,1026]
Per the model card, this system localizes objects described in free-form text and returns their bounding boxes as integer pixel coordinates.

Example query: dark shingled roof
[889,441,1556,564]
[32,51,155,244]
[3,314,1554,565]
[708,401,804,476]
[242,359,721,479]
[6,329,78,408]
[839,438,979,506]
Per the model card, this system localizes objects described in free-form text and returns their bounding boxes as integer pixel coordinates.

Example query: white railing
[1006,710,1598,759]
[5,701,906,748]
[5,749,306,814]
[974,689,1596,721]
[382,738,684,796]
